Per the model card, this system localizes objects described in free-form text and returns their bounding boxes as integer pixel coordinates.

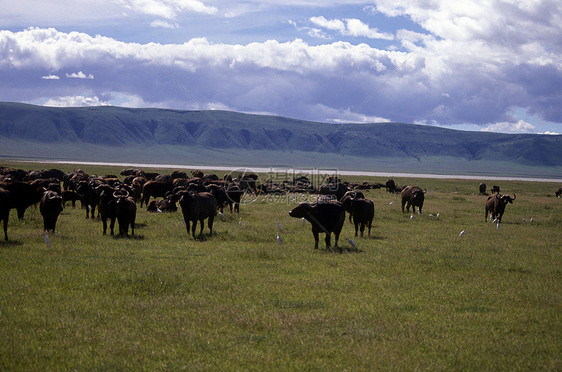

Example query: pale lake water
[24,159,562,183]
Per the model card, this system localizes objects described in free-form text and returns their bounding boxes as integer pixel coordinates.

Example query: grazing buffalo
[115,191,136,236]
[0,187,12,240]
[350,198,374,237]
[289,201,345,250]
[491,185,500,194]
[385,179,397,193]
[61,190,80,207]
[556,187,562,198]
[141,180,173,207]
[97,185,117,235]
[341,190,365,223]
[485,194,515,223]
[318,182,349,202]
[0,180,44,219]
[401,186,425,215]
[207,184,227,213]
[75,180,99,219]
[479,183,487,195]
[40,190,63,233]
[178,191,217,239]
[226,183,243,213]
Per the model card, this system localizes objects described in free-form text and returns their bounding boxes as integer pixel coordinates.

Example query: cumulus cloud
[41,74,60,80]
[0,15,561,131]
[481,120,535,134]
[309,16,394,40]
[66,71,94,79]
[43,95,110,107]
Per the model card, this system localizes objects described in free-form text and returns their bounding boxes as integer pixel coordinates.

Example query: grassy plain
[0,161,561,370]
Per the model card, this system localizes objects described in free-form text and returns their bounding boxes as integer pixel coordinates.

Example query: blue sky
[1,0,561,134]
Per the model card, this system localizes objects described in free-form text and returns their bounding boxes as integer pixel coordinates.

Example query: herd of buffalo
[0,166,560,249]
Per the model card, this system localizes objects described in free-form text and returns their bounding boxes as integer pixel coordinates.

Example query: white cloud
[66,71,94,79]
[538,131,560,135]
[41,74,60,80]
[43,95,110,107]
[150,19,179,29]
[309,16,394,40]
[481,120,536,133]
[120,0,217,19]
[0,20,561,130]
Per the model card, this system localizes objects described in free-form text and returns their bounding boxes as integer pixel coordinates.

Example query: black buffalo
[226,183,243,213]
[401,186,425,215]
[350,198,374,237]
[491,185,500,194]
[485,194,515,223]
[0,187,12,240]
[115,192,137,236]
[385,179,397,193]
[141,180,173,207]
[0,180,44,219]
[289,201,345,250]
[178,191,217,239]
[97,185,117,235]
[555,187,562,198]
[40,190,63,233]
[479,183,487,195]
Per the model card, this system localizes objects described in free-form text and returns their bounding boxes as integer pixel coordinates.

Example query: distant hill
[0,102,560,177]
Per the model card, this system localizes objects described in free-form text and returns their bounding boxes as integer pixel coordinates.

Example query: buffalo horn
[113,190,129,198]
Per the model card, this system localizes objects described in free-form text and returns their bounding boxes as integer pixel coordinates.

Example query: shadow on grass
[0,239,24,247]
[111,234,145,240]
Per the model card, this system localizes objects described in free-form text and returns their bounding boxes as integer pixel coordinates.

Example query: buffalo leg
[191,220,197,239]
[3,217,7,240]
[312,231,319,249]
[199,219,204,238]
[354,220,359,237]
[208,216,214,235]
[334,232,342,252]
[360,223,365,237]
[324,233,331,249]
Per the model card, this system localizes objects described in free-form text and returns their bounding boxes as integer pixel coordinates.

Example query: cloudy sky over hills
[1,0,560,134]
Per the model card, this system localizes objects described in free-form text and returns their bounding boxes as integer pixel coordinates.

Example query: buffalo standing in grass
[491,185,500,194]
[115,191,136,236]
[479,183,487,195]
[0,180,44,220]
[141,180,173,207]
[350,198,374,237]
[289,201,345,250]
[226,183,243,213]
[97,185,117,235]
[40,190,63,233]
[178,191,217,239]
[0,187,12,240]
[485,194,515,223]
[555,187,562,198]
[341,190,365,223]
[401,186,425,215]
[385,179,397,193]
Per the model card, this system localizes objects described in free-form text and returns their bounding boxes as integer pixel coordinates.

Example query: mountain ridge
[0,102,560,172]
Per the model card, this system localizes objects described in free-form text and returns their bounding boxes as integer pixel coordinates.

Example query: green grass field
[1,162,561,370]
